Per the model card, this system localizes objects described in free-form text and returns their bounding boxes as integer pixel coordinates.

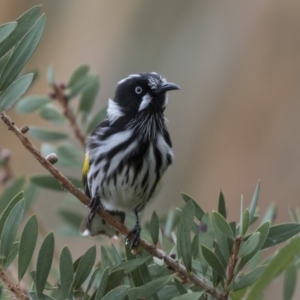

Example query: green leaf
[94,267,109,300]
[39,103,65,124]
[249,181,260,223]
[73,245,96,288]
[3,241,19,270]
[233,266,266,291]
[0,191,24,237]
[241,209,250,236]
[0,6,42,58]
[0,22,17,44]
[36,232,54,299]
[191,233,199,259]
[0,177,25,212]
[174,277,188,295]
[79,75,99,117]
[283,263,297,300]
[201,245,226,278]
[55,142,83,167]
[0,200,25,262]
[101,246,113,269]
[177,219,192,273]
[84,267,99,299]
[111,244,121,264]
[101,285,129,300]
[24,184,38,212]
[111,256,150,274]
[218,191,226,218]
[181,193,204,221]
[47,64,54,86]
[67,74,96,99]
[0,15,45,91]
[29,126,68,141]
[59,246,73,300]
[86,106,107,134]
[171,292,203,300]
[213,224,230,264]
[261,204,277,225]
[129,274,175,299]
[212,211,234,240]
[245,237,300,300]
[150,211,159,245]
[67,65,90,88]
[15,96,50,114]
[180,200,195,230]
[0,52,10,77]
[59,210,82,229]
[239,233,261,257]
[261,223,300,249]
[31,174,82,191]
[105,269,125,294]
[18,215,38,281]
[0,73,33,111]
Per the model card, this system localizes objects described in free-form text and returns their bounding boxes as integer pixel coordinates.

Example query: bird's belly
[99,163,157,212]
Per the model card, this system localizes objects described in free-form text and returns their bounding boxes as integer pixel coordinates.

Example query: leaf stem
[0,112,227,300]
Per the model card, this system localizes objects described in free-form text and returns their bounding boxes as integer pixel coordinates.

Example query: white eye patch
[138,93,152,111]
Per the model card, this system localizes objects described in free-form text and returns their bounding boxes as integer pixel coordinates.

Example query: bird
[80,72,179,248]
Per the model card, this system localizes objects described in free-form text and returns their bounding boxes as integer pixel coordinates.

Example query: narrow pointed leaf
[261,223,300,249]
[191,233,199,259]
[47,64,54,86]
[249,182,260,223]
[233,266,266,291]
[101,246,113,269]
[242,209,250,236]
[0,6,42,58]
[283,263,297,300]
[60,246,73,300]
[181,200,195,230]
[86,106,107,134]
[239,233,261,258]
[102,285,129,300]
[201,245,226,278]
[177,220,192,273]
[18,215,38,281]
[150,211,159,245]
[212,211,234,240]
[0,191,23,237]
[94,267,109,300]
[0,52,10,76]
[78,75,99,116]
[0,200,25,261]
[36,232,54,299]
[111,244,121,264]
[174,277,188,295]
[0,15,45,90]
[73,245,96,288]
[111,256,150,274]
[39,104,65,124]
[84,267,99,298]
[0,22,17,44]
[67,65,90,88]
[171,292,204,300]
[105,269,125,294]
[3,241,19,270]
[0,73,33,111]
[181,193,204,221]
[29,127,68,141]
[218,191,226,218]
[134,274,175,299]
[245,237,300,300]
[213,225,230,264]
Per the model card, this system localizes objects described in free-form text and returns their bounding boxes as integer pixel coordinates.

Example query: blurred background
[1,1,300,298]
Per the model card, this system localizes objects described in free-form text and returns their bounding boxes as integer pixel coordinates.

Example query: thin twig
[51,83,86,149]
[0,268,30,300]
[0,112,226,300]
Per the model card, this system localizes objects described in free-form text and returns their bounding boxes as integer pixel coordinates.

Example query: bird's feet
[88,197,102,220]
[125,223,141,249]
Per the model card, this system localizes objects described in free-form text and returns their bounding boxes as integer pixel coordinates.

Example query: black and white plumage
[80,72,179,247]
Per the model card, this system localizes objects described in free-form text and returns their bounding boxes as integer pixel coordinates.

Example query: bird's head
[108,72,179,122]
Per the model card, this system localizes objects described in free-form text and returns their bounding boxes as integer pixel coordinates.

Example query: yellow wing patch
[82,152,90,184]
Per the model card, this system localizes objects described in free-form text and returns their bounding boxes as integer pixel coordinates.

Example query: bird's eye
[135,86,143,94]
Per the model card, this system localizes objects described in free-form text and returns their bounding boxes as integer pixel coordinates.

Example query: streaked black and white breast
[86,72,178,213]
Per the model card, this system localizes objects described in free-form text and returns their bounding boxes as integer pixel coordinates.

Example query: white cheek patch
[139,93,152,111]
[107,99,125,123]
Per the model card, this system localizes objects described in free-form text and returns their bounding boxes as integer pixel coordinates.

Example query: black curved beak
[152,82,180,94]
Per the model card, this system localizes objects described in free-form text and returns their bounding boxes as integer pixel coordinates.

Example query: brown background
[1,1,300,298]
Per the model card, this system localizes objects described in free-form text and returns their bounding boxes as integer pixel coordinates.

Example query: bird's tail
[80,210,125,238]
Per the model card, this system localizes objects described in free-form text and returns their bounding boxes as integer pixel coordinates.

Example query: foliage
[0,6,300,300]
